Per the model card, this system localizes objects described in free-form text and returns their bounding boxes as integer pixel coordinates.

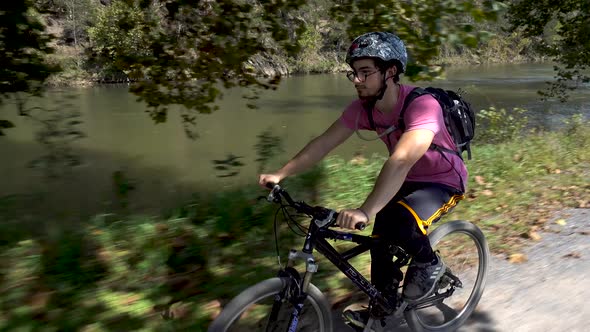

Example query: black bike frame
[282,217,410,331]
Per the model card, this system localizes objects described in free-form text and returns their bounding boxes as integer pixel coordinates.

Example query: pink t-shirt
[340,84,468,192]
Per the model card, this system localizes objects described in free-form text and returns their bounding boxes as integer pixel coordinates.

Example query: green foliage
[506,0,590,101]
[476,106,529,144]
[86,0,152,81]
[299,26,322,52]
[331,0,506,81]
[85,0,307,138]
[563,113,586,137]
[0,2,58,99]
[0,1,60,135]
[55,0,98,46]
[1,121,589,330]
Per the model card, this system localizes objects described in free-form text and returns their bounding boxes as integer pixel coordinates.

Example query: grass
[0,118,588,330]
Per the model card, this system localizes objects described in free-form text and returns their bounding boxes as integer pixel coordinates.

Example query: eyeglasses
[346,69,380,82]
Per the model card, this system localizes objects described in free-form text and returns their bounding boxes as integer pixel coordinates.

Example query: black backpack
[367,87,475,160]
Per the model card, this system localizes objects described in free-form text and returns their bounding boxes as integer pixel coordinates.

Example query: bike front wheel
[208,277,333,332]
[404,220,490,332]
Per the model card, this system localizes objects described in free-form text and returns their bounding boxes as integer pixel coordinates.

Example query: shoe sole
[343,314,367,329]
[343,313,377,332]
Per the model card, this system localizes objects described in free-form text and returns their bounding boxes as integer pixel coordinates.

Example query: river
[0,63,588,219]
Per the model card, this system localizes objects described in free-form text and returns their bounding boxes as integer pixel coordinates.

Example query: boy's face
[350,59,383,100]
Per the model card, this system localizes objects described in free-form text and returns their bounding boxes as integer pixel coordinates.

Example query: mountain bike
[208,183,489,332]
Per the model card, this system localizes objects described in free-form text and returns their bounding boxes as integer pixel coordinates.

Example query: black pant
[370,182,464,292]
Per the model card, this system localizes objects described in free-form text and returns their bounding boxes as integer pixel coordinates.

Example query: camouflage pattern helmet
[346,32,407,73]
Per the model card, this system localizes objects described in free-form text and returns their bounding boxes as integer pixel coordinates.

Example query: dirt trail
[334,208,590,332]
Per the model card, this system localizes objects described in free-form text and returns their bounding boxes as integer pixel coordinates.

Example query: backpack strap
[398,87,427,131]
[398,87,463,158]
[364,100,377,130]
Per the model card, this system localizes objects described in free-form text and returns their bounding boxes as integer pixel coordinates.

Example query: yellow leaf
[508,253,528,264]
[475,176,486,185]
[556,219,567,226]
[529,232,542,241]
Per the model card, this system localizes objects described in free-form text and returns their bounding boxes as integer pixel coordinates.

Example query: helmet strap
[361,71,394,119]
[375,72,388,101]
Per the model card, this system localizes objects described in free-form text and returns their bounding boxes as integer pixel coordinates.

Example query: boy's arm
[259,119,354,186]
[361,129,434,216]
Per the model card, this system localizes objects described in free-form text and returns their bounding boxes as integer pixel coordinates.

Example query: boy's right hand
[258,173,283,189]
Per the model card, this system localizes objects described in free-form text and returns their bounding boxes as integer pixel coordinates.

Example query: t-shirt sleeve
[340,100,370,130]
[403,95,442,134]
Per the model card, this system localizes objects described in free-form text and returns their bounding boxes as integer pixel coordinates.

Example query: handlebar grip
[355,222,366,231]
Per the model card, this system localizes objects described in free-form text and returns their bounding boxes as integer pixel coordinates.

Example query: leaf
[555,219,567,226]
[520,231,541,241]
[508,253,528,264]
[204,300,222,319]
[481,189,494,197]
[474,176,486,185]
[529,232,542,241]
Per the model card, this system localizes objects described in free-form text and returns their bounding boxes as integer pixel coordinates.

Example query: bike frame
[277,216,411,331]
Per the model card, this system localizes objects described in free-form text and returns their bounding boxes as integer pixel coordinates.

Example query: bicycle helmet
[346,32,407,73]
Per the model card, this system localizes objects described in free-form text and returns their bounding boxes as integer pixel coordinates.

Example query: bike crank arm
[406,288,456,310]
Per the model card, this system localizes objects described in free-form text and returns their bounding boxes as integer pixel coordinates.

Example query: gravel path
[334,208,590,331]
[462,208,589,332]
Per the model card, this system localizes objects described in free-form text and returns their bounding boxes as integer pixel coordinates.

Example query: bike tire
[404,220,490,332]
[208,277,333,332]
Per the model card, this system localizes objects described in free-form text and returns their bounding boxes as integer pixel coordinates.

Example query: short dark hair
[375,59,402,83]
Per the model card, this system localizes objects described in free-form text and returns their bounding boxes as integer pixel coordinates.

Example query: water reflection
[0,63,588,218]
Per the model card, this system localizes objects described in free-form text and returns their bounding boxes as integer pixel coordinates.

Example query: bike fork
[269,249,319,332]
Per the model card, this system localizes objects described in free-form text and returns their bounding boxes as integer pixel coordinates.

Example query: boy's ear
[390,65,398,76]
[387,66,396,78]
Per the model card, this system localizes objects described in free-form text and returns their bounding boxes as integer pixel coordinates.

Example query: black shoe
[403,253,446,302]
[342,308,375,331]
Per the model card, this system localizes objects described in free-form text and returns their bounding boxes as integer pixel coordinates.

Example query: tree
[56,0,97,47]
[0,1,59,135]
[505,0,590,102]
[86,0,504,137]
[87,0,308,138]
[331,0,503,80]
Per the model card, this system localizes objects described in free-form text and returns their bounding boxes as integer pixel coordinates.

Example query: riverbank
[45,30,546,88]
[1,118,588,331]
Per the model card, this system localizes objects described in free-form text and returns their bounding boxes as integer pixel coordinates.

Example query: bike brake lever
[314,208,336,228]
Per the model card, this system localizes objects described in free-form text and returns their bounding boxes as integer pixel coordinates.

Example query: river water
[1,63,588,218]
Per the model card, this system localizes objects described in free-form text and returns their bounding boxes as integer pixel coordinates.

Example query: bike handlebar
[265,182,366,231]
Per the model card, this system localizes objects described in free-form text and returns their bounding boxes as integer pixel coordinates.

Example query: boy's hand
[258,173,283,189]
[337,209,371,230]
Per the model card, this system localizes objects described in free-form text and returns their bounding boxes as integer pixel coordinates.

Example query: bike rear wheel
[208,277,332,332]
[404,220,489,332]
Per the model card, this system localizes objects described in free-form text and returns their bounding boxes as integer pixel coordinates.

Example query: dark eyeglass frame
[346,69,380,82]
